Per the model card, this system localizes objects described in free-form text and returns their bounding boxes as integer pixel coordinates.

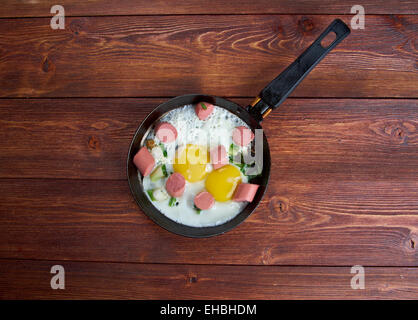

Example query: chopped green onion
[229,144,242,165]
[239,163,247,174]
[169,197,176,207]
[150,165,165,182]
[229,143,239,157]
[159,143,168,157]
[200,102,207,110]
[147,189,156,201]
[162,164,168,177]
[194,205,201,214]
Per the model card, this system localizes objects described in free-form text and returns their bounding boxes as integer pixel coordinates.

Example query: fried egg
[173,144,209,183]
[141,104,252,227]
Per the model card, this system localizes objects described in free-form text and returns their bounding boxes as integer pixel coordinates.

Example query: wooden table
[0,1,417,300]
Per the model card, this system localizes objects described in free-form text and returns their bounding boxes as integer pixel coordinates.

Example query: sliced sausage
[210,145,228,170]
[194,191,215,210]
[155,122,178,143]
[232,183,259,202]
[165,172,186,197]
[232,126,254,147]
[195,102,214,120]
[133,146,155,177]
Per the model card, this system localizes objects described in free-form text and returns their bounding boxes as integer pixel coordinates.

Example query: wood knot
[393,127,404,138]
[268,196,290,220]
[404,232,417,253]
[370,120,416,145]
[189,276,198,283]
[389,15,405,31]
[42,57,51,73]
[389,124,412,143]
[299,17,315,33]
[88,136,100,150]
[261,247,273,265]
[379,120,415,145]
[271,197,289,213]
[69,19,85,35]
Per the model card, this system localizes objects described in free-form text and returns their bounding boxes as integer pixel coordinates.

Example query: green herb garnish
[169,197,176,207]
[229,143,239,157]
[194,205,202,214]
[162,164,168,177]
[159,143,168,157]
[147,189,156,201]
[238,163,247,174]
[200,102,207,110]
[230,151,244,167]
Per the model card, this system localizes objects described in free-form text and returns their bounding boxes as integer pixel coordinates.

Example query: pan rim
[126,94,271,238]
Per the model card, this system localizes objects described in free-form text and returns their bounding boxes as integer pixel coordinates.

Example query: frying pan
[127,19,350,237]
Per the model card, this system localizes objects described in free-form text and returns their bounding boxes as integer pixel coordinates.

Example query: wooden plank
[0,98,417,181]
[1,260,417,299]
[0,0,417,17]
[1,178,417,266]
[0,15,416,98]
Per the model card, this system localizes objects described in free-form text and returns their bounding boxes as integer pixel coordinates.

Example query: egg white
[141,104,250,227]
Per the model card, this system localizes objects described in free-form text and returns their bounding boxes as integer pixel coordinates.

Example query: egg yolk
[173,144,209,182]
[205,164,242,202]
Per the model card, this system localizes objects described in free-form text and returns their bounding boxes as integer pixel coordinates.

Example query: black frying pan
[127,19,350,237]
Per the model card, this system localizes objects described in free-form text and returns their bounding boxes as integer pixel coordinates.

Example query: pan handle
[247,19,350,122]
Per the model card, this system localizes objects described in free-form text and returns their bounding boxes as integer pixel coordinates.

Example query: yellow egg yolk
[205,164,242,202]
[173,144,209,182]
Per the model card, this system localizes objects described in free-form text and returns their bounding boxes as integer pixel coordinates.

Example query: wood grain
[0,15,416,98]
[0,98,417,181]
[1,0,417,17]
[0,1,417,299]
[1,260,417,299]
[1,177,417,266]
[1,98,417,265]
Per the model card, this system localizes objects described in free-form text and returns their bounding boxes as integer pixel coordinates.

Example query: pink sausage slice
[233,183,259,202]
[210,145,228,170]
[232,126,254,146]
[133,146,155,177]
[195,102,214,120]
[165,172,186,197]
[194,191,215,210]
[155,122,178,143]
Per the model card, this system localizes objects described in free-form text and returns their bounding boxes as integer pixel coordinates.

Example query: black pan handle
[247,19,350,122]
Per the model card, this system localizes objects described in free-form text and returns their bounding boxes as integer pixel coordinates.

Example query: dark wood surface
[1,98,417,180]
[0,0,417,299]
[1,0,417,17]
[1,260,418,299]
[1,178,417,266]
[0,15,416,98]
